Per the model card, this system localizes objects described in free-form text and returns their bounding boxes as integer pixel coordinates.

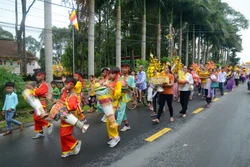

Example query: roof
[0,39,37,60]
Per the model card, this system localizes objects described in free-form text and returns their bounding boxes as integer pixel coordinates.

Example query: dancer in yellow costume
[103,67,122,148]
[73,72,86,121]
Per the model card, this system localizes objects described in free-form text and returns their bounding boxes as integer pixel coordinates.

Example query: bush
[0,67,25,99]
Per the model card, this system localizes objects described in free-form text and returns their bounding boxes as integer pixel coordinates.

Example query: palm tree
[116,0,121,68]
[88,0,95,75]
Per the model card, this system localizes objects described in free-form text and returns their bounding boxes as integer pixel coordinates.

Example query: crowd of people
[1,61,249,158]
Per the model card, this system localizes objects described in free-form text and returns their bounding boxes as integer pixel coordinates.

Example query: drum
[49,102,64,120]
[22,89,48,118]
[95,86,118,128]
[50,102,89,133]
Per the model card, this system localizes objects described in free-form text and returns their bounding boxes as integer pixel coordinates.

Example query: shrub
[0,67,25,99]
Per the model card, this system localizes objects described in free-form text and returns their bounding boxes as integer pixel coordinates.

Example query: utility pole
[44,0,53,82]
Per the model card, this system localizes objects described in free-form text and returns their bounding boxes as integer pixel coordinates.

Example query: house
[0,39,40,74]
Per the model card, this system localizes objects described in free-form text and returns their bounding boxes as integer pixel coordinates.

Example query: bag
[189,85,194,91]
[211,81,219,88]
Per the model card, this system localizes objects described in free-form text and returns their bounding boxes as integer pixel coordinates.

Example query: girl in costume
[103,67,122,148]
[97,67,110,122]
[86,75,96,113]
[118,63,135,132]
[73,72,86,122]
[25,71,53,139]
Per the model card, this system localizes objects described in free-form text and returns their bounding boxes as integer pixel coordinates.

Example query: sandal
[150,112,157,117]
[3,130,12,136]
[170,117,174,122]
[182,114,187,118]
[152,119,160,124]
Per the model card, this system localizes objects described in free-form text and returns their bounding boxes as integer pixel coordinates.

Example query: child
[25,71,53,139]
[1,82,23,136]
[51,77,83,158]
[134,74,139,98]
[86,75,96,113]
[51,81,60,100]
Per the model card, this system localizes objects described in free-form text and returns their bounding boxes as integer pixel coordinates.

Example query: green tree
[0,27,13,40]
[25,35,40,55]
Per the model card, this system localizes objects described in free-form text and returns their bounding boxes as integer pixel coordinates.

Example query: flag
[70,8,79,31]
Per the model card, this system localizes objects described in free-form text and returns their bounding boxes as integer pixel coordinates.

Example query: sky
[0,0,249,63]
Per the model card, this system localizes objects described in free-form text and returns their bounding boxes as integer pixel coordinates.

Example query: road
[0,85,250,167]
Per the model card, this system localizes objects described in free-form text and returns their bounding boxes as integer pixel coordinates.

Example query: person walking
[218,67,227,95]
[1,82,23,136]
[178,66,194,118]
[152,65,174,123]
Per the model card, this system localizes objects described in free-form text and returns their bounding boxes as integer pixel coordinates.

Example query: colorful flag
[70,8,79,31]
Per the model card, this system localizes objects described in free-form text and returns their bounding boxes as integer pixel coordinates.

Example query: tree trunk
[141,0,146,60]
[116,0,121,68]
[130,47,135,71]
[227,49,230,64]
[192,25,195,64]
[156,5,161,60]
[206,39,209,62]
[106,11,110,66]
[44,0,53,82]
[197,35,201,65]
[88,0,95,75]
[179,11,182,61]
[185,25,189,66]
[98,10,102,70]
[202,37,206,64]
[169,23,172,58]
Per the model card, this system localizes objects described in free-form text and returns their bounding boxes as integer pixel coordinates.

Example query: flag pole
[73,27,75,74]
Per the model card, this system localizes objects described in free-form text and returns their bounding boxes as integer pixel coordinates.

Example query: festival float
[52,61,72,78]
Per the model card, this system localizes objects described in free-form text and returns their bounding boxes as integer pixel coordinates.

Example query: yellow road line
[224,92,228,95]
[213,98,219,102]
[192,108,204,114]
[145,128,171,142]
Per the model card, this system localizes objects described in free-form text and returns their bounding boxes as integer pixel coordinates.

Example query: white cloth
[218,71,227,83]
[179,73,194,91]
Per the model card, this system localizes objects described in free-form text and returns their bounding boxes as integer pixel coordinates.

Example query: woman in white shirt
[178,66,194,118]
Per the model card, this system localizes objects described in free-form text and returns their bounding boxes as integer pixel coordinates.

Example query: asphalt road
[0,84,249,167]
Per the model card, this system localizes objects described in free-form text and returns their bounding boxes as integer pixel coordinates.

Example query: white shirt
[179,73,194,91]
[218,71,227,83]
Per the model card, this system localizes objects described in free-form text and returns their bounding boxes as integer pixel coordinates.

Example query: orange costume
[60,92,79,155]
[33,82,50,132]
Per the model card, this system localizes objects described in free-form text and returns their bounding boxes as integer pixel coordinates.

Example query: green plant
[0,67,25,99]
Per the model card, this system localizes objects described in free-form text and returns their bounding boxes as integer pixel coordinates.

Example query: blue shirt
[137,71,147,90]
[2,92,18,111]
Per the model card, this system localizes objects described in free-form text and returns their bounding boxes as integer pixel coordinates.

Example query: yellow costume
[106,81,122,139]
[73,81,85,121]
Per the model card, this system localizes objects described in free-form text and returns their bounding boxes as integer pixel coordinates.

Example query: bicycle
[126,88,149,110]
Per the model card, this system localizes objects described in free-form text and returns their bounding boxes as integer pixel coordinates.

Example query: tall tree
[88,0,95,75]
[116,0,121,68]
[15,0,36,75]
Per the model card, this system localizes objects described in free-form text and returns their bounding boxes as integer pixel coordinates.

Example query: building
[0,39,40,74]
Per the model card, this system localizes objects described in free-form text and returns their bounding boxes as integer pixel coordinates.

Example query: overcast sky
[0,0,249,63]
